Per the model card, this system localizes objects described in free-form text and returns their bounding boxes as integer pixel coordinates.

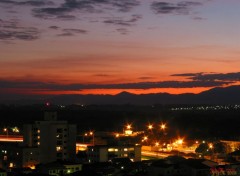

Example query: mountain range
[1,85,240,105]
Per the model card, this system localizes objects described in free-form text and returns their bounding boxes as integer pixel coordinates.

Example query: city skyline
[1,0,240,98]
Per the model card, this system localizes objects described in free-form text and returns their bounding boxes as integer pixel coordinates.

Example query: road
[141,150,170,159]
[0,135,23,142]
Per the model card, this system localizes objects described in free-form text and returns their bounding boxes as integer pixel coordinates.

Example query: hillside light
[160,123,166,130]
[148,124,153,130]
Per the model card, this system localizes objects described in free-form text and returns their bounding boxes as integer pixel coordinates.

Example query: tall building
[23,112,76,164]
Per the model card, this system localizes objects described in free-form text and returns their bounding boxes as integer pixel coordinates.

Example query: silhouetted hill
[1,85,240,105]
[47,85,240,105]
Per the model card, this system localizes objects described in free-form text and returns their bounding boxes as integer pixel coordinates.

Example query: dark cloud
[139,77,155,80]
[151,1,202,15]
[111,0,140,12]
[33,0,140,20]
[103,14,142,26]
[172,72,240,82]
[57,28,88,36]
[93,74,111,77]
[2,72,238,92]
[0,0,53,6]
[32,7,73,19]
[0,19,40,41]
[49,26,60,30]
[192,16,206,20]
[116,28,129,35]
[0,79,233,92]
[171,72,204,78]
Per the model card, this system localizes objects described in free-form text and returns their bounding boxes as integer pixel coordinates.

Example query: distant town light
[148,124,153,130]
[126,124,132,130]
[160,123,166,130]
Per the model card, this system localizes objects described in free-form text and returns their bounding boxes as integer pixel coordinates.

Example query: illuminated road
[0,135,23,142]
[141,150,169,159]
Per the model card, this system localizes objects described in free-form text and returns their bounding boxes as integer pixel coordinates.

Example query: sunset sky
[1,0,240,98]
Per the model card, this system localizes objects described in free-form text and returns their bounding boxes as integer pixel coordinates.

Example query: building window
[108,148,114,152]
[56,146,62,152]
[57,153,62,157]
[57,128,63,133]
[57,141,63,145]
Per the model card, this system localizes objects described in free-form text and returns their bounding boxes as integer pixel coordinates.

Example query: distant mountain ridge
[49,85,240,105]
[1,85,240,105]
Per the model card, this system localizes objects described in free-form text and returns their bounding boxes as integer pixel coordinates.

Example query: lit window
[129,148,134,151]
[124,148,128,151]
[108,148,114,152]
[114,149,118,152]
[9,163,13,168]
[56,146,62,152]
[37,130,40,133]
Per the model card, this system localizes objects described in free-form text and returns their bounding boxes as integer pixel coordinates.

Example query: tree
[195,143,209,155]
[213,142,228,154]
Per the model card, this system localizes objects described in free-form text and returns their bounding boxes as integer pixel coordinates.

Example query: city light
[148,124,153,130]
[126,124,132,130]
[160,123,166,130]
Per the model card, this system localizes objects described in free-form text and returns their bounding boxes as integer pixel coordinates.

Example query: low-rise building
[0,168,7,176]
[87,144,141,163]
[36,161,82,176]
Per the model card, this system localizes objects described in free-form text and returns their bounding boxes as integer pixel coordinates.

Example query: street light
[3,128,8,138]
[12,127,19,133]
[89,131,94,145]
[141,136,148,142]
[160,123,166,130]
[126,124,132,130]
[148,124,153,130]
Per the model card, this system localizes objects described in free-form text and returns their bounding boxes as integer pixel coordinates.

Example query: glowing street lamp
[142,136,148,142]
[12,127,19,133]
[3,128,8,137]
[177,139,183,145]
[89,131,94,145]
[148,124,153,130]
[126,124,132,130]
[160,123,166,130]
